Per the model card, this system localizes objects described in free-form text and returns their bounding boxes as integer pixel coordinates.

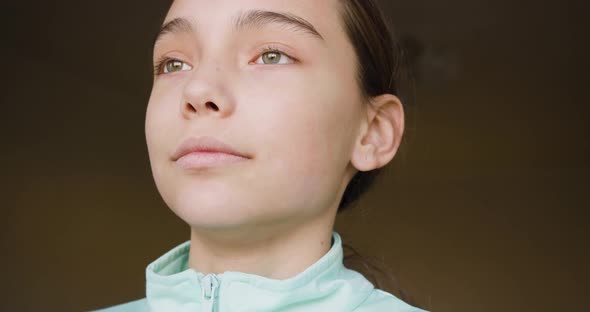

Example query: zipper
[200,273,220,312]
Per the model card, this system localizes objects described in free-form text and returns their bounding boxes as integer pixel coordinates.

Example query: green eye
[165,60,182,73]
[262,51,281,64]
[255,49,294,65]
[164,60,190,73]
[164,60,192,73]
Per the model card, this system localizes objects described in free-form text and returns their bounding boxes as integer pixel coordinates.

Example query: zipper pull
[201,273,220,312]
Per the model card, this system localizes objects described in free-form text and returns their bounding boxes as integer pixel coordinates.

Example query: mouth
[172,136,250,170]
[176,151,248,170]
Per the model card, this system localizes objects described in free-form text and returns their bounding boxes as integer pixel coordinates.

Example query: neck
[187,216,335,280]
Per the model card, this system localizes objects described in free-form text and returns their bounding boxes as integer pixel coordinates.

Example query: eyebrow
[153,9,324,46]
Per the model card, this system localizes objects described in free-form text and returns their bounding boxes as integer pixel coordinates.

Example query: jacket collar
[145,232,375,311]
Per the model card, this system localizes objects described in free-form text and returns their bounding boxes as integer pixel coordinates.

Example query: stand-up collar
[145,232,375,311]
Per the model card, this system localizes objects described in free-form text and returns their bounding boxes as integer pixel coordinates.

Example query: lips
[172,136,249,161]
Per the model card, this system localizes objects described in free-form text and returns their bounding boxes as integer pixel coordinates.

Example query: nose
[181,63,235,119]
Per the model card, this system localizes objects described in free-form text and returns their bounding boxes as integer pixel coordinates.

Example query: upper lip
[172,136,249,161]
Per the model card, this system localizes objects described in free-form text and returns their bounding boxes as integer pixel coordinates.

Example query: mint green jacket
[95,232,426,312]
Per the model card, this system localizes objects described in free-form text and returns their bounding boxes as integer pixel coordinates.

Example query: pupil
[264,52,279,64]
[168,61,182,72]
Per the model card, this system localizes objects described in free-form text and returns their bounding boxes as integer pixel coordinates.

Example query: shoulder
[90,298,149,312]
[354,289,429,312]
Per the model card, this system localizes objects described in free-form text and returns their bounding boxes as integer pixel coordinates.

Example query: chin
[165,184,257,228]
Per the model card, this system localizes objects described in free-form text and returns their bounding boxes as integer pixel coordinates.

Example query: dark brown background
[2,0,588,311]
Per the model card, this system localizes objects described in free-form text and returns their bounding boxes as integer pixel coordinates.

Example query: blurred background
[1,0,588,311]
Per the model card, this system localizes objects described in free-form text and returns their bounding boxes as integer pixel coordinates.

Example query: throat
[187,227,334,280]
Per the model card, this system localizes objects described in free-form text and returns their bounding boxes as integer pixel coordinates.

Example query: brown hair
[336,0,419,306]
[337,0,413,212]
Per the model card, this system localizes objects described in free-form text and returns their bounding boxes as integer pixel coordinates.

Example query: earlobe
[350,94,405,172]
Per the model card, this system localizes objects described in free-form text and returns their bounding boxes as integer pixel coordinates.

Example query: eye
[254,49,295,65]
[154,57,193,75]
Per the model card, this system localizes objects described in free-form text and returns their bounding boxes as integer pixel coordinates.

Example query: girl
[97,0,426,311]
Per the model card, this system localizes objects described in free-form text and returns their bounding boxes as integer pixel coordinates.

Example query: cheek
[145,84,190,215]
[145,84,181,151]
[145,84,185,191]
[244,69,360,184]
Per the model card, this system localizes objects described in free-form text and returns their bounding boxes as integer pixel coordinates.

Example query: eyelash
[153,45,296,76]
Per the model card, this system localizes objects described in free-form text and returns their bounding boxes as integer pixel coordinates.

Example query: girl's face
[146,0,365,230]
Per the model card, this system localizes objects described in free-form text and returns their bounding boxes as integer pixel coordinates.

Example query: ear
[351,94,405,172]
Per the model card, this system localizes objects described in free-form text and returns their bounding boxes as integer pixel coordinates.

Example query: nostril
[186,102,196,113]
[206,101,219,111]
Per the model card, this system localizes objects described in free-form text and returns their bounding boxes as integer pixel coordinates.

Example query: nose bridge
[183,61,222,101]
[181,55,234,117]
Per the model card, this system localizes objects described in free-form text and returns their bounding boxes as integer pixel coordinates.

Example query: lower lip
[176,152,248,170]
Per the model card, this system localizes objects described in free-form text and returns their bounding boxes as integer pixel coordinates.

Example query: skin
[145,0,404,279]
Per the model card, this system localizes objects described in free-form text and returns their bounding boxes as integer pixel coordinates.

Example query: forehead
[165,0,342,40]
